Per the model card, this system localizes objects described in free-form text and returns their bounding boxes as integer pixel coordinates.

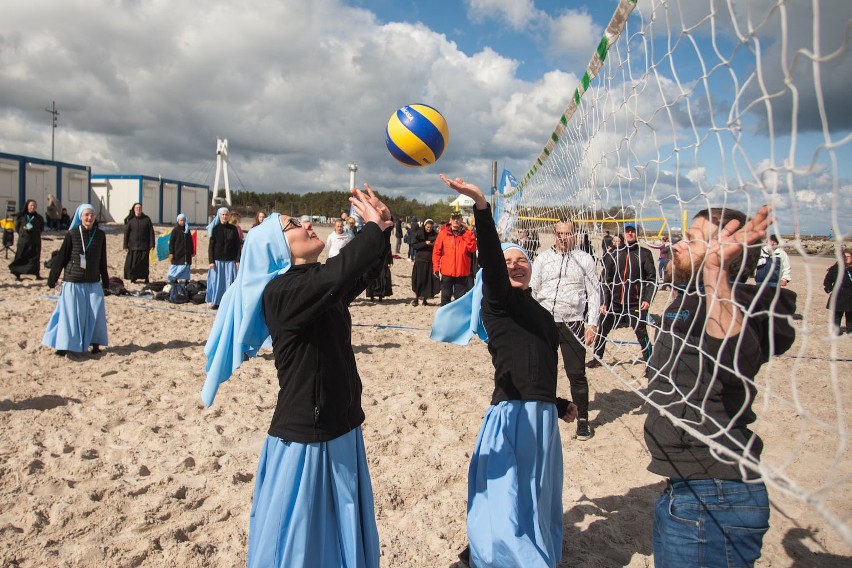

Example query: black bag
[108,276,128,296]
[168,282,190,304]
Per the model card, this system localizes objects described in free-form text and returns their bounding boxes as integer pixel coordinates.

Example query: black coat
[601,241,656,307]
[824,262,852,312]
[169,227,194,265]
[124,214,155,251]
[9,210,45,276]
[208,223,241,262]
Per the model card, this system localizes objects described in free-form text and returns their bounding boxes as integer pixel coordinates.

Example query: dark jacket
[411,226,439,262]
[208,223,241,262]
[15,210,45,236]
[824,262,852,312]
[48,226,110,289]
[643,284,796,480]
[601,240,656,307]
[169,227,194,266]
[263,223,390,443]
[123,214,155,251]
[475,206,568,415]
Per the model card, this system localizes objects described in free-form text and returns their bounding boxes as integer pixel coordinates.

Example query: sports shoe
[585,360,602,369]
[576,419,592,441]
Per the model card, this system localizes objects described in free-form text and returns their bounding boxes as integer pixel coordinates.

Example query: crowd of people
[5,187,846,568]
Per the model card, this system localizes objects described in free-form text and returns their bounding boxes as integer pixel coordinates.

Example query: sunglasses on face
[282,217,302,232]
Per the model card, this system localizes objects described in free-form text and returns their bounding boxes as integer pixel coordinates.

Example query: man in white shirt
[326,219,353,258]
[754,234,791,287]
[531,219,601,441]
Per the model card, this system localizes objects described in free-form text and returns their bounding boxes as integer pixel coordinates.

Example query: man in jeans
[531,219,600,441]
[644,206,796,567]
[432,211,477,305]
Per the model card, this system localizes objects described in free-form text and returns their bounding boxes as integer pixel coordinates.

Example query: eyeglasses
[282,217,302,232]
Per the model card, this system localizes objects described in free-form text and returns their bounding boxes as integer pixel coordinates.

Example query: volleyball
[385,104,449,168]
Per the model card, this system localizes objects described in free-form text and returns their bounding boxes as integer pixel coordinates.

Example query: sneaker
[411,299,419,306]
[576,419,592,441]
[458,545,471,566]
[585,360,602,369]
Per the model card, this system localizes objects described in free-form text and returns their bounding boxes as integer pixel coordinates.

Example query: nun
[200,185,392,568]
[431,174,578,568]
[123,202,155,284]
[43,204,109,356]
[167,214,194,282]
[9,199,45,281]
[205,207,241,308]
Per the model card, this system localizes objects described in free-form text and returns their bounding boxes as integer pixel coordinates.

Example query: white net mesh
[499,0,851,546]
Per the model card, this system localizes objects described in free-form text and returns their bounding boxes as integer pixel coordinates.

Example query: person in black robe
[410,218,440,305]
[365,246,393,302]
[9,199,45,280]
[123,203,155,283]
[167,214,195,282]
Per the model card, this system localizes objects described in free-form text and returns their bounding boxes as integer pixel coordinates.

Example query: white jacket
[531,247,601,326]
[326,231,353,258]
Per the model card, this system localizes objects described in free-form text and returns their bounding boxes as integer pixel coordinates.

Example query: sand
[0,222,850,567]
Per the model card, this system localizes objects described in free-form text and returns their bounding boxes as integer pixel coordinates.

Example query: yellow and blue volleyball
[385,104,449,168]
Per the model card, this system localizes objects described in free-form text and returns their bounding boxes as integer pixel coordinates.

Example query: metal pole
[44,101,58,160]
[490,161,497,210]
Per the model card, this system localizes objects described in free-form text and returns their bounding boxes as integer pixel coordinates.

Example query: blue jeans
[653,479,769,568]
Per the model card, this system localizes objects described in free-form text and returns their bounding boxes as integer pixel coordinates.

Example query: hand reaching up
[349,184,393,230]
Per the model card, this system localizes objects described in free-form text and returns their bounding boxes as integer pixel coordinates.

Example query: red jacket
[432,224,477,277]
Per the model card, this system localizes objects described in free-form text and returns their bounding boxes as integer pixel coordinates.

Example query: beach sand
[0,222,850,567]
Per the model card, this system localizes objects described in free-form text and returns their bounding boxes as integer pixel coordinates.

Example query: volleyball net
[496,0,852,546]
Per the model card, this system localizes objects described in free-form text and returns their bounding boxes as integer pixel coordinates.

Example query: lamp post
[44,101,58,160]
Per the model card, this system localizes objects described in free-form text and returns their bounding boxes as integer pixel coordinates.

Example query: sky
[1,0,850,234]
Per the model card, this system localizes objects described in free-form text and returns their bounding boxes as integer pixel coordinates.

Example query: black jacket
[123,214,155,251]
[475,206,568,415]
[169,227,194,266]
[601,240,656,307]
[824,262,852,312]
[208,223,241,262]
[48,226,109,289]
[643,284,796,480]
[263,223,390,443]
[411,226,438,262]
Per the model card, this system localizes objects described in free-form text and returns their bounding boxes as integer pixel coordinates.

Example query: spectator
[601,230,614,254]
[590,223,656,366]
[649,235,672,283]
[167,214,194,283]
[531,219,600,441]
[206,207,241,308]
[754,234,791,287]
[824,249,852,335]
[432,211,477,305]
[9,199,45,281]
[394,216,403,255]
[326,219,353,259]
[410,218,440,305]
[251,211,267,228]
[123,202,155,284]
[59,208,72,230]
[43,204,110,356]
[45,194,62,231]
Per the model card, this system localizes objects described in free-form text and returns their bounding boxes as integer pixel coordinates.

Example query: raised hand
[439,174,488,209]
[705,204,773,277]
[349,185,393,230]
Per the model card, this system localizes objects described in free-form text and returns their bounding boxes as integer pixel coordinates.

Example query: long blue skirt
[42,282,108,353]
[247,428,380,568]
[167,263,191,282]
[205,260,237,306]
[467,401,563,568]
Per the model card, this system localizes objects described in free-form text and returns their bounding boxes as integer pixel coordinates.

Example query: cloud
[547,10,602,65]
[465,0,543,31]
